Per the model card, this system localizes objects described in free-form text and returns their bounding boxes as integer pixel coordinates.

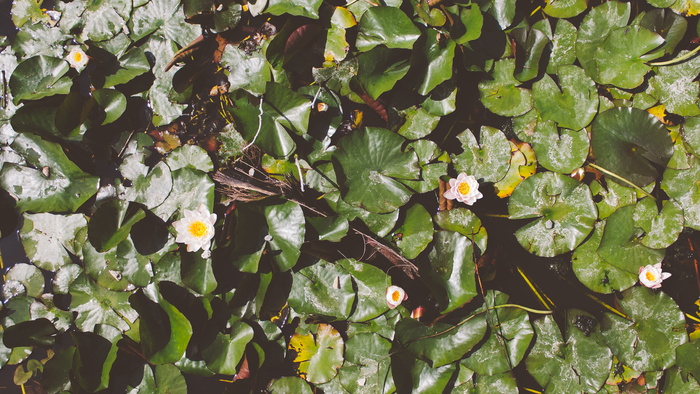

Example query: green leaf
[166,145,214,173]
[69,273,138,332]
[333,127,419,213]
[424,231,478,313]
[324,6,356,64]
[572,221,638,294]
[594,25,664,89]
[662,155,700,230]
[20,213,86,271]
[462,291,534,376]
[337,333,394,393]
[357,46,411,100]
[546,19,578,74]
[452,4,483,45]
[639,9,688,57]
[416,31,456,95]
[289,324,344,384]
[423,85,457,116]
[221,46,272,96]
[129,287,193,364]
[72,326,121,392]
[5,263,45,298]
[409,359,456,393]
[264,201,306,271]
[202,321,254,374]
[663,366,700,393]
[103,47,151,88]
[591,107,673,187]
[601,286,688,371]
[452,126,511,183]
[337,259,390,322]
[129,0,179,41]
[265,0,323,18]
[9,56,71,103]
[676,340,700,382]
[576,1,631,81]
[268,377,313,393]
[589,179,637,219]
[152,168,214,221]
[509,172,598,257]
[154,364,188,394]
[488,0,515,29]
[531,120,589,174]
[92,89,127,125]
[88,199,145,252]
[118,146,173,209]
[649,51,700,116]
[0,133,99,212]
[478,59,532,117]
[391,204,433,259]
[395,314,487,367]
[289,260,354,320]
[543,0,587,18]
[512,27,549,82]
[433,208,488,253]
[307,216,348,242]
[634,197,683,249]
[181,252,217,295]
[3,318,57,347]
[526,312,613,393]
[355,6,421,52]
[532,65,598,131]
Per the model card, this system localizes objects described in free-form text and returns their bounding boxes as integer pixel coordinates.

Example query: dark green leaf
[337,259,390,322]
[433,208,488,253]
[88,199,145,252]
[265,0,322,18]
[103,47,151,88]
[338,333,394,393]
[93,89,127,125]
[355,6,421,52]
[72,326,120,392]
[416,31,456,95]
[424,231,478,313]
[392,204,433,259]
[3,319,57,347]
[512,27,549,82]
[478,59,532,117]
[202,321,254,374]
[357,47,411,100]
[289,261,354,320]
[576,1,631,80]
[9,56,71,103]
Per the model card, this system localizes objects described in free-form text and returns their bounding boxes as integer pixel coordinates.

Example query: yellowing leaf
[288,324,344,384]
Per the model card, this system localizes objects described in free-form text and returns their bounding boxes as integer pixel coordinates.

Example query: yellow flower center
[458,182,471,195]
[73,52,83,62]
[188,220,208,238]
[391,291,401,302]
[645,271,657,282]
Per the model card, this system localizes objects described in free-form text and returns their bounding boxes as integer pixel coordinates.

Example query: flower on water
[67,47,89,69]
[386,285,407,309]
[638,263,671,289]
[444,172,483,205]
[173,203,217,258]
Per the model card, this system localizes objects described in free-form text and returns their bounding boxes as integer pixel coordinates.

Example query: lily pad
[594,25,664,89]
[649,50,700,116]
[357,46,411,100]
[392,204,434,259]
[662,155,700,230]
[511,27,549,82]
[338,333,394,393]
[0,133,99,213]
[288,324,344,384]
[416,28,456,95]
[543,0,587,18]
[433,208,488,253]
[591,107,673,187]
[634,197,683,249]
[355,6,421,52]
[288,261,354,320]
[118,146,173,209]
[478,59,533,117]
[532,65,598,131]
[201,321,254,375]
[337,259,390,322]
[20,213,87,271]
[333,127,419,213]
[5,264,44,299]
[452,126,511,183]
[531,120,589,174]
[576,1,631,80]
[493,140,537,198]
[221,46,272,96]
[601,286,688,371]
[526,311,613,393]
[9,56,71,103]
[70,272,138,332]
[509,172,598,257]
[546,19,578,74]
[424,231,478,313]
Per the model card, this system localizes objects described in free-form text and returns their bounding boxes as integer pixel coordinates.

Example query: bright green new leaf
[265,0,323,18]
[181,252,217,295]
[409,359,456,393]
[355,6,420,52]
[103,47,151,88]
[509,172,598,257]
[92,89,127,125]
[601,286,688,371]
[543,0,587,18]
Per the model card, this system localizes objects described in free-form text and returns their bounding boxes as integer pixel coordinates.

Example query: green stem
[588,163,656,201]
[649,45,700,66]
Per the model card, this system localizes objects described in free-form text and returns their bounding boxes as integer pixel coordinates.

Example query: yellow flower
[67,47,89,69]
[386,285,407,309]
[173,203,216,257]
[638,263,671,289]
[444,172,483,205]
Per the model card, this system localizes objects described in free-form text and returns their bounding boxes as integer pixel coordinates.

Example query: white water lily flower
[638,263,671,289]
[444,172,483,205]
[173,203,217,256]
[386,285,407,309]
[67,47,89,69]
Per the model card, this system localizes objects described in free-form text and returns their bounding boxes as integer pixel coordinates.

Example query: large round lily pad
[591,107,673,187]
[509,172,598,257]
[333,127,419,213]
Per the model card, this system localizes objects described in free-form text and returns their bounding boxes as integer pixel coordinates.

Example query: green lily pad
[357,46,411,100]
[103,47,151,88]
[676,340,700,382]
[433,208,488,253]
[129,286,193,364]
[289,324,344,384]
[663,366,700,393]
[265,0,323,18]
[268,377,313,393]
[452,4,483,45]
[649,50,700,116]
[591,107,673,187]
[546,19,578,74]
[355,6,421,52]
[452,126,511,183]
[338,333,394,393]
[69,272,138,332]
[72,326,120,392]
[424,231,478,313]
[392,204,433,259]
[152,167,214,221]
[416,28,456,95]
[634,197,683,249]
[9,56,71,104]
[462,291,534,376]
[409,359,456,393]
[327,191,400,237]
[221,46,272,96]
[509,172,598,257]
[572,220,638,293]
[511,27,549,82]
[532,120,589,174]
[337,259,390,322]
[594,25,664,89]
[288,260,354,320]
[639,9,688,57]
[662,155,700,230]
[576,1,631,80]
[532,65,598,131]
[589,179,637,219]
[92,89,127,125]
[601,286,688,371]
[478,59,533,117]
[306,216,348,242]
[395,314,487,368]
[526,311,613,393]
[398,106,440,140]
[543,0,587,18]
[5,264,44,299]
[181,251,217,295]
[0,133,99,213]
[202,321,254,375]
[88,199,145,252]
[333,127,419,213]
[597,205,666,275]
[20,213,86,271]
